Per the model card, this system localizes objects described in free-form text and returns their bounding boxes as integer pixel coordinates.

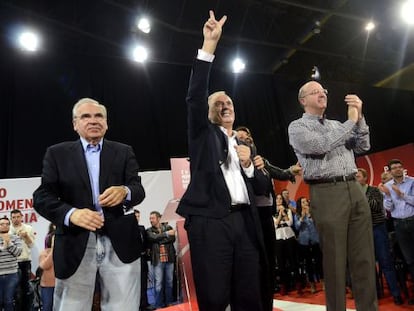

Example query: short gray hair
[207,91,233,123]
[72,98,107,120]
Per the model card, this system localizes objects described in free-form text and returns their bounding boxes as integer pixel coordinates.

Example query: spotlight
[365,21,376,32]
[137,17,151,33]
[401,0,414,25]
[313,21,321,34]
[232,58,246,73]
[311,66,321,80]
[18,30,40,52]
[131,45,148,63]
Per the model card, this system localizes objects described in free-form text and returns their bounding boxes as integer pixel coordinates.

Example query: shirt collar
[392,176,408,185]
[303,112,325,124]
[80,137,103,152]
[219,126,237,139]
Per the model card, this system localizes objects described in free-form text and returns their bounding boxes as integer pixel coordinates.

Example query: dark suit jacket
[33,139,145,279]
[176,58,267,219]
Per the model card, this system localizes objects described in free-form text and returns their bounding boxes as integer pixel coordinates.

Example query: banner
[0,170,175,274]
[0,177,45,273]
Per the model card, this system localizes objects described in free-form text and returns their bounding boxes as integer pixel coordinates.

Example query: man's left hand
[98,186,128,207]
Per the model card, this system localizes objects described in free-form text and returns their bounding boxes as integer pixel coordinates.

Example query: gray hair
[207,91,233,123]
[72,98,107,120]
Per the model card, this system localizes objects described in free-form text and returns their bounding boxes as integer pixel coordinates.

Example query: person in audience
[9,209,35,311]
[146,211,176,309]
[288,80,378,310]
[236,126,300,311]
[44,223,56,248]
[176,10,268,311]
[356,168,403,305]
[0,216,22,311]
[134,209,154,311]
[33,97,146,310]
[295,196,323,294]
[382,159,414,305]
[273,194,299,295]
[282,189,297,211]
[39,229,55,311]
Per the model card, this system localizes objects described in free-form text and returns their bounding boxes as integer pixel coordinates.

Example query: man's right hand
[70,209,104,231]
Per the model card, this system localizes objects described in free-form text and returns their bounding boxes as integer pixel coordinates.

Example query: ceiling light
[311,66,321,80]
[18,30,40,52]
[232,58,246,73]
[365,21,376,32]
[401,0,414,25]
[137,17,151,33]
[132,45,148,63]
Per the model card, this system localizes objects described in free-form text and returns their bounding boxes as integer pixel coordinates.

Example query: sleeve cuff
[64,208,76,226]
[243,162,254,178]
[197,49,215,62]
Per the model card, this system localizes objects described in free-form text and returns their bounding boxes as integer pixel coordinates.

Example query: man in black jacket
[33,98,145,310]
[176,11,268,311]
[146,211,176,309]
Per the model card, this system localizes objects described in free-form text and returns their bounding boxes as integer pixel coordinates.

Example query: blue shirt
[64,138,131,226]
[383,176,414,219]
[294,214,320,246]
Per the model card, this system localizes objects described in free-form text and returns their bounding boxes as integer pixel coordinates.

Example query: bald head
[297,81,328,116]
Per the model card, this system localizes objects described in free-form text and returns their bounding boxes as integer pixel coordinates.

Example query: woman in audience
[295,197,323,294]
[39,228,55,311]
[273,194,299,295]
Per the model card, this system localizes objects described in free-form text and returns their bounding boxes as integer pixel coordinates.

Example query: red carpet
[159,280,413,310]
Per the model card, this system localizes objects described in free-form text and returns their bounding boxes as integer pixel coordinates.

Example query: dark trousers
[140,258,150,309]
[373,222,401,297]
[186,208,262,311]
[15,261,33,311]
[257,205,276,311]
[297,243,323,283]
[310,180,378,311]
[394,216,414,284]
[275,236,298,288]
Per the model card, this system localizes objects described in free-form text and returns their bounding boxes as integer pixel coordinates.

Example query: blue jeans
[41,286,55,311]
[373,222,401,297]
[152,262,174,308]
[0,272,19,311]
[54,233,141,311]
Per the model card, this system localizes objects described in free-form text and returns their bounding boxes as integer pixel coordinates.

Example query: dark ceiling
[1,0,414,88]
[0,0,413,178]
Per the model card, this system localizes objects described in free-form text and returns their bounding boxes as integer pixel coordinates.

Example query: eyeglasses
[74,113,106,121]
[0,223,10,226]
[300,88,328,98]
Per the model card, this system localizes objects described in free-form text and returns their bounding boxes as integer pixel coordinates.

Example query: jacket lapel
[71,141,92,192]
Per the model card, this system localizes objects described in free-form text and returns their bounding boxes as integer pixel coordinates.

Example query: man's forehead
[215,95,232,104]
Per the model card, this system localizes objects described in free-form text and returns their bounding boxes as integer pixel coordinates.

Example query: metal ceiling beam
[267,0,367,22]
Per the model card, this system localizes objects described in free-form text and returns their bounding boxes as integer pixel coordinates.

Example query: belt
[230,204,250,212]
[305,173,356,185]
[394,215,414,222]
[95,227,107,236]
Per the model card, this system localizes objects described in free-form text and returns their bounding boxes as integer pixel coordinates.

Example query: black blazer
[176,59,268,219]
[33,139,145,278]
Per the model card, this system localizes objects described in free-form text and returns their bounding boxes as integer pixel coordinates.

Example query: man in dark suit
[134,208,154,311]
[33,98,145,310]
[176,11,267,311]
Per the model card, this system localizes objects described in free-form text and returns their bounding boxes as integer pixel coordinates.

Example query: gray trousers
[54,233,141,311]
[310,180,378,311]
